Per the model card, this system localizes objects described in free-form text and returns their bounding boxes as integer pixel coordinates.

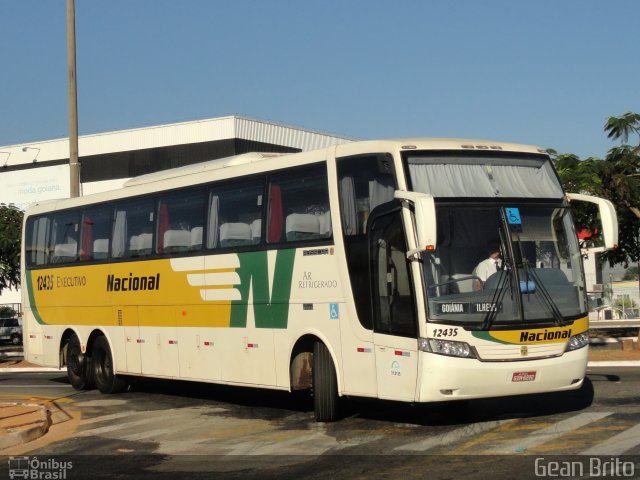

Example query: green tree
[614,295,637,309]
[623,266,639,281]
[554,112,640,268]
[0,204,23,294]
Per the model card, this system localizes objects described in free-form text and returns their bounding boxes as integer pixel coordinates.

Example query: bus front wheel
[313,341,338,422]
[92,336,127,394]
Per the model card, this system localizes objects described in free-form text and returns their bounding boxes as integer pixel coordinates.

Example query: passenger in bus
[473,246,502,282]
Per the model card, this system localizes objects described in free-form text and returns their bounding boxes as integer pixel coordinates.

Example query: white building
[0,116,352,305]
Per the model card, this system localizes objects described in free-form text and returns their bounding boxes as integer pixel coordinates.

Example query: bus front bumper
[417,347,588,402]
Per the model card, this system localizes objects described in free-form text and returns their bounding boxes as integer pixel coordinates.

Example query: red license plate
[512,371,536,382]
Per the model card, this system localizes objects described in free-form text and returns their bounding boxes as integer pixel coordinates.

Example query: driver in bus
[473,245,502,283]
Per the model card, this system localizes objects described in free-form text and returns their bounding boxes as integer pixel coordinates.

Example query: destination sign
[434,302,503,315]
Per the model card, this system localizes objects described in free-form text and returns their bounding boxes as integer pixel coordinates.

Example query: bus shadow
[120,375,595,427]
[348,378,595,426]
[126,377,314,421]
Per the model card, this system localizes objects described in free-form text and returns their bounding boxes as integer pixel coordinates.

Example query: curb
[587,361,640,367]
[0,403,51,451]
[0,368,63,373]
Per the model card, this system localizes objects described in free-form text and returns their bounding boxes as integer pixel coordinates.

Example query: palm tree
[605,112,640,146]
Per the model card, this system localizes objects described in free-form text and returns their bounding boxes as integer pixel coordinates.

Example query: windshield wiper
[512,231,566,327]
[525,266,566,326]
[481,268,511,330]
[481,225,515,330]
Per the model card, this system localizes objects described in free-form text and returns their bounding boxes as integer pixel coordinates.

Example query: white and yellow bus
[21,138,617,421]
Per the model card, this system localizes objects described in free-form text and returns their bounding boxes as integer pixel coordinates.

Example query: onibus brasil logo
[8,457,73,479]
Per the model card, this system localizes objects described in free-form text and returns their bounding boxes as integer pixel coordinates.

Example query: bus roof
[124,152,286,188]
[124,137,547,187]
[23,137,548,215]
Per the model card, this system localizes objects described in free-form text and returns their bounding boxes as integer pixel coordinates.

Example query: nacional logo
[106,273,160,292]
[519,329,572,343]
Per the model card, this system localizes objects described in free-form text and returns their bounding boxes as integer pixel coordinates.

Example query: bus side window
[80,206,112,261]
[156,189,205,255]
[50,212,80,264]
[112,200,155,259]
[268,163,330,244]
[26,216,52,267]
[209,178,264,250]
[338,154,395,236]
[369,210,417,338]
[337,154,397,330]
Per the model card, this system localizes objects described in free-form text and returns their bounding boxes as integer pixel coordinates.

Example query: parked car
[0,318,22,345]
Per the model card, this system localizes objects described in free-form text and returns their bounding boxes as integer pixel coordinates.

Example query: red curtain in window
[267,184,283,243]
[80,215,92,261]
[157,202,170,253]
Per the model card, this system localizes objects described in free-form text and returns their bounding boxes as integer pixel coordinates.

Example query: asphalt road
[1,367,640,479]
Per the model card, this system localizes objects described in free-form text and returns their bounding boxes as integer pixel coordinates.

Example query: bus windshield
[422,205,586,326]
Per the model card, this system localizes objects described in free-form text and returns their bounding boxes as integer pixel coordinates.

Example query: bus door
[369,208,418,401]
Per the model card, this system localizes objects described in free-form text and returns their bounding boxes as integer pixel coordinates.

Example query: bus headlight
[566,331,589,352]
[418,337,476,358]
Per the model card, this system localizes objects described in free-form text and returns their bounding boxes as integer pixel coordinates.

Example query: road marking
[490,412,613,454]
[120,427,183,442]
[394,420,512,452]
[77,415,164,436]
[581,423,640,455]
[80,411,139,425]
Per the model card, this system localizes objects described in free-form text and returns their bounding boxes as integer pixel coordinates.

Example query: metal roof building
[0,116,352,208]
[0,116,352,304]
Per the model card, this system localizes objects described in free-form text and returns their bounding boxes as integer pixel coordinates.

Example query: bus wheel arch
[290,335,317,391]
[289,334,341,422]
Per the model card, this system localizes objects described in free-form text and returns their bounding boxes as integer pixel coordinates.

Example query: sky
[1,0,638,159]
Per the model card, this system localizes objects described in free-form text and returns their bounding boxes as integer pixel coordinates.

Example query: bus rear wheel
[67,334,90,390]
[92,336,127,394]
[313,341,338,422]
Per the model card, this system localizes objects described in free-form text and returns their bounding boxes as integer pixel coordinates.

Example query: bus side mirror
[566,193,618,252]
[394,191,437,258]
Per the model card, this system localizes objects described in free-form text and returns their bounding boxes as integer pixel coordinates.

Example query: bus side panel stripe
[25,270,46,325]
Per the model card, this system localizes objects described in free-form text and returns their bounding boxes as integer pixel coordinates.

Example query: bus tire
[11,334,21,346]
[92,336,127,394]
[66,335,90,390]
[313,341,338,422]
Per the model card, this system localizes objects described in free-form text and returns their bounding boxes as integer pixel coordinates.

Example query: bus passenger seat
[318,211,332,237]
[93,239,109,259]
[190,227,203,250]
[138,233,152,254]
[128,235,140,253]
[219,222,252,247]
[52,242,78,263]
[164,229,191,253]
[285,213,320,241]
[250,219,262,244]
[129,233,152,256]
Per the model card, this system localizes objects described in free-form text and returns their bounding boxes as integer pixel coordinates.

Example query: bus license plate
[512,371,536,382]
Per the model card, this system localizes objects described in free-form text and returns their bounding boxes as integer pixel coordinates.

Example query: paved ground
[0,336,640,453]
[1,367,640,480]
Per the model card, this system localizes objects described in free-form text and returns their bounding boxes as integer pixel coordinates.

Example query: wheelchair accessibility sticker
[329,303,339,320]
[506,207,523,232]
[506,208,522,225]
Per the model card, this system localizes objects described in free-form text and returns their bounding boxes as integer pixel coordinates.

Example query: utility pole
[67,0,80,197]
